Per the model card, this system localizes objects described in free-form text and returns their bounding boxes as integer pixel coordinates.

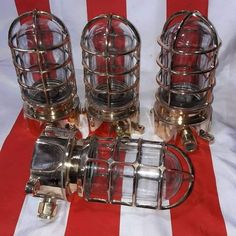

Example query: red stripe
[65,2,127,235]
[170,137,227,235]
[14,0,51,15]
[0,112,37,236]
[167,3,226,235]
[86,0,127,19]
[167,0,208,17]
[0,2,51,235]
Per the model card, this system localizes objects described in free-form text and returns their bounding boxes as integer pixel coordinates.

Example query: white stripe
[0,1,22,149]
[120,2,172,236]
[127,0,166,142]
[120,206,172,236]
[127,0,166,74]
[49,0,88,71]
[0,1,17,63]
[209,1,236,235]
[14,195,70,236]
[50,0,89,138]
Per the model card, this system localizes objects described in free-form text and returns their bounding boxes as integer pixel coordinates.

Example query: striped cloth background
[0,0,236,235]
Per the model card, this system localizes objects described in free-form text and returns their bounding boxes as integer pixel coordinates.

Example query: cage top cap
[158,10,221,55]
[8,10,69,51]
[81,14,140,56]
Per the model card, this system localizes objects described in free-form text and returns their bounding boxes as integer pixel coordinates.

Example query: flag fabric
[0,0,235,235]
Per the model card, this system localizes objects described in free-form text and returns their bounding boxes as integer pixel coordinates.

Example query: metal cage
[153,10,221,152]
[25,126,194,219]
[81,14,143,136]
[8,10,80,125]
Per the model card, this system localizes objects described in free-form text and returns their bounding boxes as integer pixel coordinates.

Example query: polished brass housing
[8,10,79,125]
[25,126,194,218]
[81,14,144,136]
[153,10,221,151]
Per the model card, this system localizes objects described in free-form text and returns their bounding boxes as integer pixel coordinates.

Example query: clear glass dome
[81,14,141,120]
[157,11,220,109]
[82,15,139,54]
[82,138,193,209]
[15,19,64,50]
[8,10,78,122]
[8,11,75,105]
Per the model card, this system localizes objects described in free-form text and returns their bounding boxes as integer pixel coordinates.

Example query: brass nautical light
[8,10,80,131]
[153,10,221,152]
[25,126,194,219]
[81,14,144,137]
